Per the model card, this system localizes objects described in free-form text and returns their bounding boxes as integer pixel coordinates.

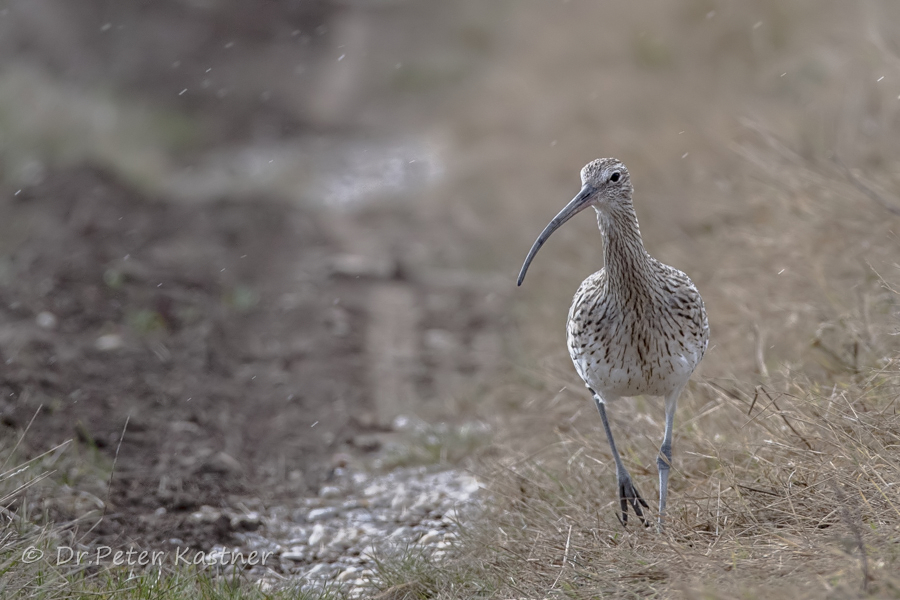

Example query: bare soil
[0,166,373,548]
[0,166,503,553]
[0,0,510,556]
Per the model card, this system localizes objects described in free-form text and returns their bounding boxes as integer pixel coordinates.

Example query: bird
[517,157,708,528]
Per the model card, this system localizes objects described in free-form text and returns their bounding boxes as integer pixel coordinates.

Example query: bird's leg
[657,385,684,531]
[592,392,648,527]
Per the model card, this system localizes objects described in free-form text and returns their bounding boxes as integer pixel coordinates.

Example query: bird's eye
[610,172,621,183]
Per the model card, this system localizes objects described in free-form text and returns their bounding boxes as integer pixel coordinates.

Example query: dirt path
[0,165,503,551]
[0,0,510,556]
[0,167,353,546]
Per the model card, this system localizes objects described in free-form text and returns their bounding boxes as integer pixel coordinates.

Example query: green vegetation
[0,438,342,599]
[0,65,200,193]
[0,533,338,600]
[375,421,492,471]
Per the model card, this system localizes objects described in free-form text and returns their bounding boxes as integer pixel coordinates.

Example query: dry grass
[461,362,900,598]
[373,347,900,599]
[380,104,900,593]
[371,2,900,591]
[384,112,900,594]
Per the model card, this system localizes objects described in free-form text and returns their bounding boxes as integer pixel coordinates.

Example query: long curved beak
[517,185,595,286]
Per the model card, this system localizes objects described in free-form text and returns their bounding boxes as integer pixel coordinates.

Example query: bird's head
[517,158,633,286]
[579,158,632,206]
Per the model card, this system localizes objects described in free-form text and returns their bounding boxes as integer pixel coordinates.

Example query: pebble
[329,254,397,280]
[231,512,262,531]
[441,508,460,525]
[363,482,387,497]
[307,507,338,522]
[307,523,327,546]
[36,311,57,329]
[329,527,359,550]
[358,544,377,560]
[190,506,223,522]
[202,465,483,596]
[417,529,442,545]
[95,333,124,351]
[281,547,306,561]
[200,452,243,475]
[318,486,342,499]
[305,563,331,577]
[389,485,411,510]
[410,491,441,515]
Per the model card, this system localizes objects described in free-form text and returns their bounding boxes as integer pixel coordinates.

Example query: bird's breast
[566,274,706,398]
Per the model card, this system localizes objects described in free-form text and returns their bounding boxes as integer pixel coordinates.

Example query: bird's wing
[655,261,709,363]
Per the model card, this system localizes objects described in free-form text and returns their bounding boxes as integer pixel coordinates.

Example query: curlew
[517,158,708,527]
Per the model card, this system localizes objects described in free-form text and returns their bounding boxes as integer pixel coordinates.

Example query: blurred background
[1,0,900,580]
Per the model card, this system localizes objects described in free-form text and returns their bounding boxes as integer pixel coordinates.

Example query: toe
[618,478,650,527]
[618,486,629,525]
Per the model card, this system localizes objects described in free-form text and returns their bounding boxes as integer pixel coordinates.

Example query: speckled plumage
[518,158,708,528]
[566,224,708,401]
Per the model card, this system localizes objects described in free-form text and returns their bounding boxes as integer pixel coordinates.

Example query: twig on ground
[550,524,573,591]
[761,387,813,451]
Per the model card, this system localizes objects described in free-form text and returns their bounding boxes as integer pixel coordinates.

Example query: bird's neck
[596,204,652,295]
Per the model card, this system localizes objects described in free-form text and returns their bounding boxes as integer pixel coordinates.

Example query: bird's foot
[616,475,649,527]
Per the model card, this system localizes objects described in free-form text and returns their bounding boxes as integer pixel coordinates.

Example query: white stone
[95,333,124,351]
[359,544,377,560]
[363,482,387,497]
[307,507,338,522]
[281,547,306,561]
[441,508,460,524]
[308,523,328,546]
[329,527,360,550]
[418,529,442,545]
[319,486,341,499]
[305,562,330,577]
[410,491,440,514]
[390,488,412,510]
[459,473,482,495]
[36,311,57,329]
[389,526,410,539]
